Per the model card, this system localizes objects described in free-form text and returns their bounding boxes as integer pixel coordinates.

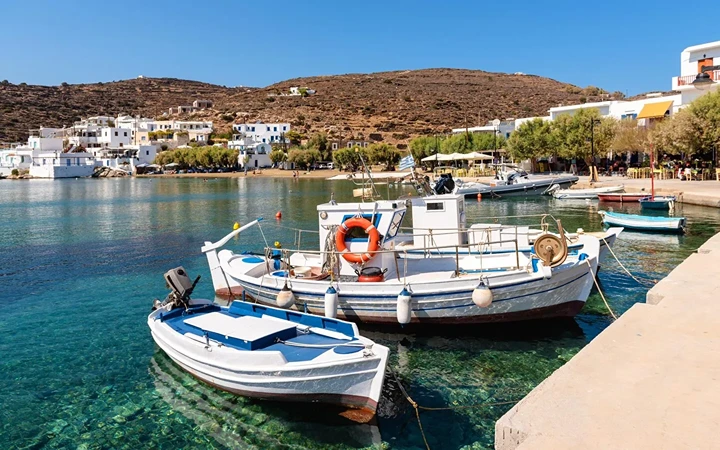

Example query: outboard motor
[433,173,456,194]
[154,266,201,311]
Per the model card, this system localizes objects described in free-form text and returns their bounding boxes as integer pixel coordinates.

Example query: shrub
[11,169,19,176]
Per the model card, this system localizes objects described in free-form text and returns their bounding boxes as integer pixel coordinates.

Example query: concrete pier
[495,233,720,449]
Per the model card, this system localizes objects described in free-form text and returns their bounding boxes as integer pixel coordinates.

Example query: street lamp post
[589,118,601,183]
[492,119,501,164]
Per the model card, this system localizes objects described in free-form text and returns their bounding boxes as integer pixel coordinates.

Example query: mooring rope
[389,369,521,450]
[600,237,656,287]
[585,259,618,320]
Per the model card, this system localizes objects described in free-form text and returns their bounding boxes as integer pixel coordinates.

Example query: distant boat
[449,165,578,197]
[551,185,625,200]
[599,211,686,233]
[639,195,677,210]
[149,267,389,423]
[597,193,649,203]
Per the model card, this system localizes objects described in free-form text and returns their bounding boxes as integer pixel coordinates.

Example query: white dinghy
[148,267,389,423]
[202,194,600,325]
[551,185,625,199]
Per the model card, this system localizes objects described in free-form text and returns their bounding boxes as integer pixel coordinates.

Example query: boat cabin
[314,194,469,276]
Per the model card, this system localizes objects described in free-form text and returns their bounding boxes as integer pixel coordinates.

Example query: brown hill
[0,69,618,144]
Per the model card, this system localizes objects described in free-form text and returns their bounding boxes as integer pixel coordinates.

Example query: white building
[153,120,213,142]
[671,40,720,111]
[232,122,290,145]
[452,119,515,140]
[228,136,272,169]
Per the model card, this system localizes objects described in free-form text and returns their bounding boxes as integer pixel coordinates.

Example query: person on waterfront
[570,158,578,175]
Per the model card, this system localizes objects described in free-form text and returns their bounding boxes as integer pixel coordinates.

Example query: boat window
[426,202,444,211]
[387,211,405,238]
[340,214,382,240]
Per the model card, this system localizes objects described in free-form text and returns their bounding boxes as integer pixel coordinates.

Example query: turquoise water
[1,177,718,450]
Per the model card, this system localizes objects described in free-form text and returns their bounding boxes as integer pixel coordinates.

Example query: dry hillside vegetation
[0,69,617,144]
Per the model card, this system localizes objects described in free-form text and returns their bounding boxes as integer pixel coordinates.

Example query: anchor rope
[389,369,521,450]
[585,259,617,320]
[600,237,656,287]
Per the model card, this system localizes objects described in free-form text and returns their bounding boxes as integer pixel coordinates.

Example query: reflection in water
[149,352,382,449]
[1,177,720,449]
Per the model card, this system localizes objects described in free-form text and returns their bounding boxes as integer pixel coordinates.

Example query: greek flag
[399,154,415,170]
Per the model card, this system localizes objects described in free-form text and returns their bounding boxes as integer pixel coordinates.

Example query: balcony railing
[677,70,720,86]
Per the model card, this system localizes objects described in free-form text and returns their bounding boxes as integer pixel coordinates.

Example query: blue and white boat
[599,211,686,233]
[639,195,676,211]
[149,267,389,423]
[202,194,601,325]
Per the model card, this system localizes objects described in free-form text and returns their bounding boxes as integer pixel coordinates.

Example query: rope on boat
[389,369,521,450]
[585,259,617,321]
[600,237,656,287]
[274,338,367,349]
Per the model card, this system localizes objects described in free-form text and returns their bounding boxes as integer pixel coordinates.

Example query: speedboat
[149,267,389,423]
[447,165,578,198]
[599,211,686,233]
[551,185,625,200]
[202,194,600,325]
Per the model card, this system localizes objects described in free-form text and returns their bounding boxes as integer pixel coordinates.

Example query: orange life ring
[335,217,380,263]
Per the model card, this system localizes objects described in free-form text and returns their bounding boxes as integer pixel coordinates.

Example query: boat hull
[639,196,676,211]
[553,185,625,199]
[597,193,648,202]
[210,246,598,326]
[456,176,578,197]
[600,211,685,233]
[148,305,388,422]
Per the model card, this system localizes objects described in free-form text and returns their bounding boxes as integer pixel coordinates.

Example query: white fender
[324,286,338,318]
[472,281,493,307]
[397,288,412,325]
[276,282,295,308]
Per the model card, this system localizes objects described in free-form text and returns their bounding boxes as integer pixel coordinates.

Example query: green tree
[611,119,649,154]
[306,132,330,160]
[409,135,442,161]
[269,150,287,164]
[506,118,555,161]
[332,146,367,171]
[686,88,720,152]
[285,130,303,146]
[650,110,702,156]
[552,109,615,165]
[367,143,400,170]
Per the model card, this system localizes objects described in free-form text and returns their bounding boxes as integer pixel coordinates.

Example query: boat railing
[263,235,528,280]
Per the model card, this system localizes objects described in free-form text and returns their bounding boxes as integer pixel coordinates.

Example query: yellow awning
[636,101,674,119]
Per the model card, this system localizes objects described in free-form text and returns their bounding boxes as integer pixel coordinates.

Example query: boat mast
[650,143,655,200]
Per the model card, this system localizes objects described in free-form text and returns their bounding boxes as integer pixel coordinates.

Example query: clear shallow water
[1,178,718,450]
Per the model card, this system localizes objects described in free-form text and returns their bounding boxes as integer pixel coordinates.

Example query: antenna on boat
[356,148,380,201]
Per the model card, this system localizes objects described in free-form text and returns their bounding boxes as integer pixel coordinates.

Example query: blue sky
[1,0,718,95]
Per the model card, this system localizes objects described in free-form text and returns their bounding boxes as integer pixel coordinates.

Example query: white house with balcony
[232,122,290,145]
[228,136,272,169]
[14,128,96,178]
[452,119,515,140]
[671,40,720,111]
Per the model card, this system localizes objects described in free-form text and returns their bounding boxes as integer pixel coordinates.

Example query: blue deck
[156,302,362,361]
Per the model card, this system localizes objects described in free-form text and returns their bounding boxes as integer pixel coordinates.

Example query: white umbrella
[448,152,469,161]
[421,153,452,162]
[465,152,493,161]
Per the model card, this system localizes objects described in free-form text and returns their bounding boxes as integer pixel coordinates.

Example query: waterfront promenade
[495,231,720,449]
[573,175,720,208]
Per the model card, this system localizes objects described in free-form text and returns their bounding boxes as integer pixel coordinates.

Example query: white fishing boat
[445,165,578,198]
[551,184,625,199]
[202,193,600,325]
[149,267,389,423]
[599,211,686,233]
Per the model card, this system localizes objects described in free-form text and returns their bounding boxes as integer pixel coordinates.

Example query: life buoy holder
[336,217,380,264]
